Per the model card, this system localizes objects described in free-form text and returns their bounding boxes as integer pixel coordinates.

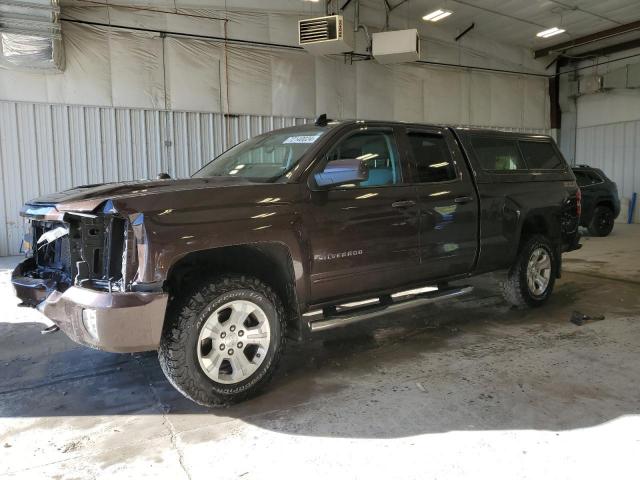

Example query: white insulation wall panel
[0,101,309,255]
[0,22,550,128]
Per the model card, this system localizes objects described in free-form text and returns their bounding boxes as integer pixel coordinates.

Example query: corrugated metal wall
[0,100,309,256]
[576,119,640,222]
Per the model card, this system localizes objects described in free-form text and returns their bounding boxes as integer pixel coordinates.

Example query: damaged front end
[14,204,135,300]
[12,202,167,353]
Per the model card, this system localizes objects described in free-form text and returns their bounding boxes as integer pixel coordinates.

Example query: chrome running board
[306,285,473,332]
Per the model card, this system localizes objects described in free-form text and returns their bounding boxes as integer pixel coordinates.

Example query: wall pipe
[353,0,371,52]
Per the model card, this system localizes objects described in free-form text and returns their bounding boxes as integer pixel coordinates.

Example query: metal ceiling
[373,0,640,49]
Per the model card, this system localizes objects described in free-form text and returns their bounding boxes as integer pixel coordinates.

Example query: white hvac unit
[298,15,354,55]
[579,75,603,95]
[372,29,420,64]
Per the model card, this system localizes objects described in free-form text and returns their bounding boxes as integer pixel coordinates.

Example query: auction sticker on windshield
[283,134,322,144]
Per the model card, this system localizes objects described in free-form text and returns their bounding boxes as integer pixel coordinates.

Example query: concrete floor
[1,226,639,479]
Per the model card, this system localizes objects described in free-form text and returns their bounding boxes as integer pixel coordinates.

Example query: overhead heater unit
[298,15,354,55]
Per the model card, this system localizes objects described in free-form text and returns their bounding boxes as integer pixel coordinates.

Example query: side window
[588,172,603,184]
[470,136,526,171]
[519,141,563,169]
[575,170,602,187]
[574,171,590,187]
[322,131,401,187]
[407,133,457,183]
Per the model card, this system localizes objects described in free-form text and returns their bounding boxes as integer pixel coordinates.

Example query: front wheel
[159,275,286,407]
[502,235,557,308]
[588,206,614,237]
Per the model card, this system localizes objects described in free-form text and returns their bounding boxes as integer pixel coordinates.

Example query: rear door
[400,126,479,278]
[306,125,422,304]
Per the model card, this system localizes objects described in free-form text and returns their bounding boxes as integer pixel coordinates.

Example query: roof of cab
[334,120,552,140]
[266,119,552,141]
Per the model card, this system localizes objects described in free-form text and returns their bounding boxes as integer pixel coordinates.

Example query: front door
[306,126,422,304]
[400,127,479,279]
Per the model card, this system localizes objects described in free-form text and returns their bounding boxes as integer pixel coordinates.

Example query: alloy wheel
[197,300,271,384]
[526,247,551,296]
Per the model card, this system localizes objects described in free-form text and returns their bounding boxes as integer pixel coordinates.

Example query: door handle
[391,200,416,208]
[454,196,473,204]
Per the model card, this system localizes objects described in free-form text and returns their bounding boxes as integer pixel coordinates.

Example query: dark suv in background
[572,165,620,236]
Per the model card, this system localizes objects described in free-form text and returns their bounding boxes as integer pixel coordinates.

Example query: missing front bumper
[12,261,168,353]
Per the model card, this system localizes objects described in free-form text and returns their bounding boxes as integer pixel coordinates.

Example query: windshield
[192,126,331,181]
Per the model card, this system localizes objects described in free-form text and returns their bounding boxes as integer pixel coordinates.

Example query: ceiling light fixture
[536,27,566,38]
[422,9,453,22]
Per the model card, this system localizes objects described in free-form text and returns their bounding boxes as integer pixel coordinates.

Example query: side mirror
[314,159,369,188]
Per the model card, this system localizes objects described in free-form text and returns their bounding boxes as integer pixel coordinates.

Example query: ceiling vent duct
[298,15,354,55]
[372,29,420,64]
[0,0,64,72]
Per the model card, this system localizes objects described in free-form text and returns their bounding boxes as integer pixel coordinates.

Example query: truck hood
[27,177,253,212]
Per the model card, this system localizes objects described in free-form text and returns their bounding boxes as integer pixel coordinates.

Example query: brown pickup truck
[12,117,581,406]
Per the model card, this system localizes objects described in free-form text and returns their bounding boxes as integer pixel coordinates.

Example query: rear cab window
[470,137,526,172]
[518,140,564,170]
[467,134,569,182]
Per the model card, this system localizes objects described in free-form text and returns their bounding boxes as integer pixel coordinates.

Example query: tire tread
[502,235,556,309]
[587,205,614,237]
[158,275,286,407]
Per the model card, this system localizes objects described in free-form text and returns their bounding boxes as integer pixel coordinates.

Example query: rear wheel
[588,206,614,237]
[159,275,286,407]
[502,235,557,308]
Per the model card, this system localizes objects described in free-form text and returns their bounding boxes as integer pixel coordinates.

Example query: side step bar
[306,285,473,332]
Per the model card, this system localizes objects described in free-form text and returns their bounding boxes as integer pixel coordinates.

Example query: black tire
[158,275,286,407]
[588,206,614,237]
[502,235,557,308]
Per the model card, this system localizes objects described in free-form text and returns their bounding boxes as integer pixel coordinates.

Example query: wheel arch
[520,213,550,239]
[163,242,302,339]
[518,211,561,244]
[595,198,615,210]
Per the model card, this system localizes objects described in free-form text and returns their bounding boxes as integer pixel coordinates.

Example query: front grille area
[29,214,127,292]
[34,221,71,273]
[121,221,138,287]
[32,220,73,291]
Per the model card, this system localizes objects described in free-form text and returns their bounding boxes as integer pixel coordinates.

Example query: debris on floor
[59,440,84,454]
[570,311,606,326]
